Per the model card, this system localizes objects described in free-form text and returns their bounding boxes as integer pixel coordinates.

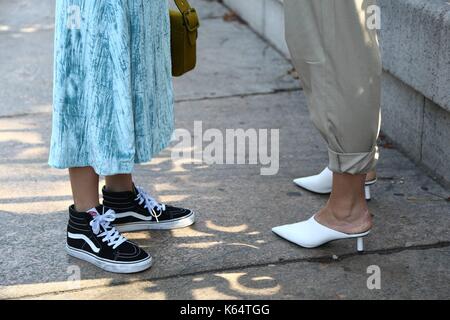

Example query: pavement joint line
[7,240,449,300]
[0,88,303,120]
[0,9,227,36]
[0,18,222,34]
[0,28,54,35]
[0,111,50,119]
[174,88,302,104]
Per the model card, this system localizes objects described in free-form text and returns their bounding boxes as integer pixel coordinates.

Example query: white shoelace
[135,186,166,222]
[90,209,127,249]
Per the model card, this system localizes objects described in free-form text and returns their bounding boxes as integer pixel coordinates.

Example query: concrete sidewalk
[0,0,449,300]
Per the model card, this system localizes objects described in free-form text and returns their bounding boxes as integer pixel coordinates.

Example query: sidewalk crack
[8,241,449,299]
[175,88,302,104]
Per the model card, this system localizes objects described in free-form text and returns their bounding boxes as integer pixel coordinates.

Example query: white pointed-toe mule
[293,167,333,194]
[272,215,371,252]
[293,167,376,201]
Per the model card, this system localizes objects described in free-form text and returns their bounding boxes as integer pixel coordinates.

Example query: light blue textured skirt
[49,0,174,176]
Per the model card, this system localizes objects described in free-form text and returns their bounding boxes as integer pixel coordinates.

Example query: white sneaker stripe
[68,232,101,253]
[115,211,154,221]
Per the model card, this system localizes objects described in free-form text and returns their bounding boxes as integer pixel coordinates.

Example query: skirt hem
[48,134,173,176]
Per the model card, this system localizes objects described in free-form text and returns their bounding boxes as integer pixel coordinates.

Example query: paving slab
[4,247,449,300]
[0,0,228,34]
[0,0,54,32]
[0,29,54,117]
[1,91,449,299]
[0,0,226,32]
[0,0,54,117]
[0,0,449,300]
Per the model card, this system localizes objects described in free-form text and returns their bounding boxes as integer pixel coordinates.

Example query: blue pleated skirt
[49,0,174,176]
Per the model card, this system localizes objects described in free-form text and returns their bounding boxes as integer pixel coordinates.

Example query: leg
[105,174,134,192]
[69,167,100,212]
[273,0,380,249]
[288,0,380,197]
[293,167,377,196]
[273,171,373,248]
[315,173,372,234]
[311,0,380,233]
[286,0,381,174]
[67,167,152,273]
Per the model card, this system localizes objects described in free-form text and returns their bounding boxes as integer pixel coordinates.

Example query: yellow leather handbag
[170,0,200,77]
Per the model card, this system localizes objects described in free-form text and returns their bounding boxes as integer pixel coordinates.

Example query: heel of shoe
[357,237,365,252]
[364,185,371,201]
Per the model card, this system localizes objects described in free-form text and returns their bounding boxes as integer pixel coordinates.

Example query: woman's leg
[69,167,100,212]
[67,167,152,273]
[105,174,134,193]
[293,168,377,197]
[273,0,380,248]
[315,173,373,234]
[307,0,380,234]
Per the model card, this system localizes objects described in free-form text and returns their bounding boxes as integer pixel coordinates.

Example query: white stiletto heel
[272,215,371,252]
[364,178,377,201]
[357,237,364,252]
[365,185,371,201]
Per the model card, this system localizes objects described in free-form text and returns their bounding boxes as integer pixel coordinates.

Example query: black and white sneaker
[66,205,152,273]
[102,185,196,232]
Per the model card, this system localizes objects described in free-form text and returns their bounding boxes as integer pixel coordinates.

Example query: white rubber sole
[115,211,196,232]
[66,245,152,274]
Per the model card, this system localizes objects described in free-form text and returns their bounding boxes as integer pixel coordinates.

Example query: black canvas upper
[67,205,149,263]
[102,185,193,225]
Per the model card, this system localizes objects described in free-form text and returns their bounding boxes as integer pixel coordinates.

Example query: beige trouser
[285,0,382,174]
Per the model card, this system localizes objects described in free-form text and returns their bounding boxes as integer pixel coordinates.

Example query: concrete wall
[222,0,450,186]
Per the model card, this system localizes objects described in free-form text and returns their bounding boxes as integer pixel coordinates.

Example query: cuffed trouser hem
[328,146,379,175]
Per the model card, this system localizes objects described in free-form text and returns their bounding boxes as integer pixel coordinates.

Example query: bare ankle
[105,174,134,193]
[327,198,368,218]
[104,185,133,193]
[75,203,100,213]
[316,205,372,234]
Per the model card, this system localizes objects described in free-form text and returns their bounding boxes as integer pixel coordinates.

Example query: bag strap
[173,0,199,32]
[173,0,192,14]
